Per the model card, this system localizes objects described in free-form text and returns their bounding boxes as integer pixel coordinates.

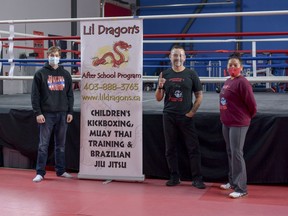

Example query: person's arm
[31,73,42,116]
[155,88,164,101]
[241,79,257,117]
[155,72,165,101]
[66,72,74,123]
[31,72,46,123]
[66,73,74,115]
[186,90,203,118]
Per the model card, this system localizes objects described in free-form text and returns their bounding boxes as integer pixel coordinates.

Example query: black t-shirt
[161,68,202,115]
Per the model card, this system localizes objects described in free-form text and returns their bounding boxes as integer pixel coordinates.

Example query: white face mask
[49,56,60,65]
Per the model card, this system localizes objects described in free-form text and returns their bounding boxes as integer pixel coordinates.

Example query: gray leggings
[222,125,249,193]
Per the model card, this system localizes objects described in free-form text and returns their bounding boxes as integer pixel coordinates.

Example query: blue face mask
[48,56,60,65]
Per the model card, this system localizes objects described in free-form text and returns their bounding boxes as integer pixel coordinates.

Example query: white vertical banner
[78,19,144,181]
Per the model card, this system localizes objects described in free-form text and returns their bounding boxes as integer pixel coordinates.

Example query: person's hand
[67,114,73,123]
[36,114,45,124]
[185,111,195,118]
[158,72,166,89]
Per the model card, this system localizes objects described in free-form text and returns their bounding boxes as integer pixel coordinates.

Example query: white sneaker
[60,172,72,178]
[220,183,232,190]
[229,191,247,199]
[33,174,43,182]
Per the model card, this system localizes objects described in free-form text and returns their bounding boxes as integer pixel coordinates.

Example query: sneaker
[220,183,232,190]
[33,174,43,182]
[166,177,180,186]
[192,179,206,189]
[229,191,248,199]
[60,172,72,178]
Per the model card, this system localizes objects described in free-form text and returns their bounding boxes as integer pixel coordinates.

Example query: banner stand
[78,19,144,182]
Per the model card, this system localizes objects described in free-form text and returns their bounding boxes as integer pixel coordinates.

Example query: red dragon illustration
[92,40,132,67]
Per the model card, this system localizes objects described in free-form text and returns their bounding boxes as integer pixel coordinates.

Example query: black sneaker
[166,178,181,186]
[192,179,206,189]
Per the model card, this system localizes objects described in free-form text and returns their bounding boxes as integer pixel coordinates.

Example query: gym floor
[0,168,287,216]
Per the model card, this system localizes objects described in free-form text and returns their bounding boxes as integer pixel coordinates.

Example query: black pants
[163,112,202,180]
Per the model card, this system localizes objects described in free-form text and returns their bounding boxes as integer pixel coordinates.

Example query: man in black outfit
[155,45,206,189]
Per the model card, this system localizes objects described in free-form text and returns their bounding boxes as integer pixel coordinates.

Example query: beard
[174,60,182,67]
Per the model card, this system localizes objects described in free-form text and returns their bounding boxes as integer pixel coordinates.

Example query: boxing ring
[1,10,288,183]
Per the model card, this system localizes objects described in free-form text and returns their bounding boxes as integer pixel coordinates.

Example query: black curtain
[1,110,288,183]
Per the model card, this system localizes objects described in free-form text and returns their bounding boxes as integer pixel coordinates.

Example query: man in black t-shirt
[155,45,206,189]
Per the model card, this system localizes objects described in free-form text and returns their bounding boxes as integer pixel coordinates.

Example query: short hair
[47,46,61,56]
[171,44,185,52]
[228,52,242,65]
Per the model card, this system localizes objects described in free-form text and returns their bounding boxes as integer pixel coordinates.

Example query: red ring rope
[0,36,79,41]
[144,32,288,38]
[2,44,80,54]
[1,32,288,56]
[1,32,288,41]
[144,50,288,54]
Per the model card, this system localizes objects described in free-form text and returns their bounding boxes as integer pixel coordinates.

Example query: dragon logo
[92,40,132,68]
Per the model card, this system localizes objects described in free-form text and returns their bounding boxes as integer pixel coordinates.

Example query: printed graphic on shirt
[220,84,229,110]
[168,77,184,102]
[47,75,65,91]
[220,97,227,110]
